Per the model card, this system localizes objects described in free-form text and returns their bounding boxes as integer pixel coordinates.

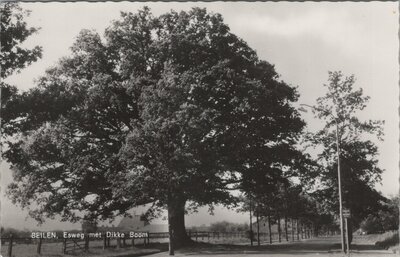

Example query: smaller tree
[306,71,385,227]
[360,215,383,234]
[380,196,399,231]
[360,196,399,234]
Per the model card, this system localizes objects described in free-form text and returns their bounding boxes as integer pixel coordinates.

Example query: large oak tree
[2,8,304,251]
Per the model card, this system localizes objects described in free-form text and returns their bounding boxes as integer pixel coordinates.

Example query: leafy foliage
[307,71,385,226]
[82,220,98,233]
[3,7,304,231]
[360,215,385,234]
[1,3,42,138]
[360,196,399,234]
[0,227,31,238]
[0,3,42,78]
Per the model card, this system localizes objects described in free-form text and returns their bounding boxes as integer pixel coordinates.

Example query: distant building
[118,214,168,233]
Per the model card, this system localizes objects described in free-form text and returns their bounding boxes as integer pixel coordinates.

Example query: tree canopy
[3,7,305,248]
[306,71,385,226]
[1,3,42,78]
[1,2,42,136]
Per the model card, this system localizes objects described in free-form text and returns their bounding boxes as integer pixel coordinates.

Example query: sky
[1,2,398,230]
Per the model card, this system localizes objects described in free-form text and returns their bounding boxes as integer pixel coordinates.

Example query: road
[149,236,397,257]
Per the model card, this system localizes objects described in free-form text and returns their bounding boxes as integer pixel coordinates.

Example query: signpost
[343,209,351,256]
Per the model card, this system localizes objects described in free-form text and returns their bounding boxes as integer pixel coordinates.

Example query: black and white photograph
[0,2,399,256]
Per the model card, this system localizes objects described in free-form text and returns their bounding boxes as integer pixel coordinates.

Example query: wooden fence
[1,229,315,257]
[1,232,154,257]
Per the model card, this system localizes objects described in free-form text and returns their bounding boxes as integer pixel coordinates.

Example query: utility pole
[299,104,345,253]
[336,120,345,253]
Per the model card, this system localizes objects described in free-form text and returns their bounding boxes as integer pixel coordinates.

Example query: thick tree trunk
[167,197,191,255]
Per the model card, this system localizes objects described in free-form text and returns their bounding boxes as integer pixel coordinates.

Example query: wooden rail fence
[1,229,316,257]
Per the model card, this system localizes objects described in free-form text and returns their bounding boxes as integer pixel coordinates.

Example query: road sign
[343,209,351,218]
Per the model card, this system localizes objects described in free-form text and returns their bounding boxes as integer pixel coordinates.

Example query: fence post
[103,234,107,249]
[117,238,121,248]
[62,238,67,254]
[8,234,13,257]
[122,237,126,247]
[37,237,42,255]
[84,234,89,252]
[131,237,135,247]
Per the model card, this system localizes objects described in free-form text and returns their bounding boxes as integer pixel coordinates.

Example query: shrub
[375,231,399,249]
[360,215,384,234]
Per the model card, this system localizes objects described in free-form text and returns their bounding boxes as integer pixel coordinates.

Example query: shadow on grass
[330,243,386,252]
[139,242,169,252]
[353,244,384,250]
[176,238,342,255]
[167,237,394,256]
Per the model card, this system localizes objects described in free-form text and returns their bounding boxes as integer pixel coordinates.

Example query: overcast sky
[1,2,398,230]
